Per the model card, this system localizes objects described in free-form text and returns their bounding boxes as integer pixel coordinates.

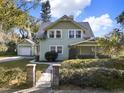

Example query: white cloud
[25,0,91,18]
[49,0,91,18]
[83,14,113,32]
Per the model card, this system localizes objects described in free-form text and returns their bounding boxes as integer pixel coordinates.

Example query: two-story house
[37,15,98,61]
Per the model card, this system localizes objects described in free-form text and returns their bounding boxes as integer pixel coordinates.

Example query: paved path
[30,60,61,65]
[35,65,52,88]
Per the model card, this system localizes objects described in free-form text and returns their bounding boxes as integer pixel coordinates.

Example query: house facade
[37,15,96,61]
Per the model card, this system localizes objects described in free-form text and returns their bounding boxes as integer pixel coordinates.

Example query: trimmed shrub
[60,59,124,89]
[97,54,111,59]
[78,54,95,59]
[77,54,111,59]
[45,51,58,61]
[61,59,124,70]
[60,67,124,89]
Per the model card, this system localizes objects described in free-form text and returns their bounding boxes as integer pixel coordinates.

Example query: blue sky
[29,0,124,37]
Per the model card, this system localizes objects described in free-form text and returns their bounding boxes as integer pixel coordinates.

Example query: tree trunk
[27,27,32,40]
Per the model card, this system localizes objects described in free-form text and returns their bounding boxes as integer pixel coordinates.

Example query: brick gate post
[26,64,36,87]
[52,64,61,88]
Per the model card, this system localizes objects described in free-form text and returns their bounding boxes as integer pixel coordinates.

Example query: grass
[0,59,49,88]
[0,52,17,57]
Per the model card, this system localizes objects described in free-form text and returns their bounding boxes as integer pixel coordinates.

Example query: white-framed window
[56,30,61,38]
[57,46,62,54]
[49,31,54,38]
[68,29,82,38]
[48,29,62,38]
[76,30,81,38]
[69,30,75,38]
[49,45,63,54]
[50,46,56,52]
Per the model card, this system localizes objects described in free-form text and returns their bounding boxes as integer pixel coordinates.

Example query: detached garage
[17,39,36,56]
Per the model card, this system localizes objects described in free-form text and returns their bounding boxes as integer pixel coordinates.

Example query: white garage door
[19,47,31,56]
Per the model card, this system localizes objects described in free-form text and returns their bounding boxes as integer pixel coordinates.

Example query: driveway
[0,56,24,63]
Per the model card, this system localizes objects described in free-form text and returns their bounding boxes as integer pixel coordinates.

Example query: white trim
[47,30,55,38]
[49,45,63,54]
[68,29,83,39]
[47,29,62,39]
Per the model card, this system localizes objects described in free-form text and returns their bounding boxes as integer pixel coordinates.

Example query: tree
[0,0,28,32]
[0,0,40,39]
[40,0,51,22]
[116,11,124,28]
[97,28,124,57]
[18,16,40,39]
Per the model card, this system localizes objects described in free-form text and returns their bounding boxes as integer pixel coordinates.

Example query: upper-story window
[48,30,62,38]
[76,30,81,38]
[69,30,74,38]
[56,30,61,38]
[49,31,54,38]
[68,30,82,38]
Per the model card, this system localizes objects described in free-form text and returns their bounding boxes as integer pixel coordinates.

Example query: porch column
[94,46,97,58]
[79,46,81,55]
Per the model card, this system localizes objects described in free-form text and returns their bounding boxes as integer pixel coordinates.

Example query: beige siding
[49,21,80,29]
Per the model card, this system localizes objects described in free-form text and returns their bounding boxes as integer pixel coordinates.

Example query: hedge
[60,67,124,89]
[60,59,124,90]
[61,59,124,70]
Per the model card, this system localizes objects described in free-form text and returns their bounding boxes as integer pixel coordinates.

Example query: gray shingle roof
[78,22,94,37]
[36,16,94,38]
[36,22,52,38]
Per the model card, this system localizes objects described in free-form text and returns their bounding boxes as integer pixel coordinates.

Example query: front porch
[69,40,99,59]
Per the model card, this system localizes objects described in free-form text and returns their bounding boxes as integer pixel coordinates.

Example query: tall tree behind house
[116,11,124,29]
[40,0,51,22]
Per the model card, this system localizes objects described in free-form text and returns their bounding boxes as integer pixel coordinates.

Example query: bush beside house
[45,51,58,61]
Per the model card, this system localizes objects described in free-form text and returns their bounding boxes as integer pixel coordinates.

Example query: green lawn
[0,59,49,88]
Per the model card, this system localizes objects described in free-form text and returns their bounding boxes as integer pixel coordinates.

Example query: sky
[28,0,124,37]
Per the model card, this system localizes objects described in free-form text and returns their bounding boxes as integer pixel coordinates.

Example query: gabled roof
[36,15,94,38]
[70,38,98,46]
[45,15,87,31]
[18,39,36,45]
